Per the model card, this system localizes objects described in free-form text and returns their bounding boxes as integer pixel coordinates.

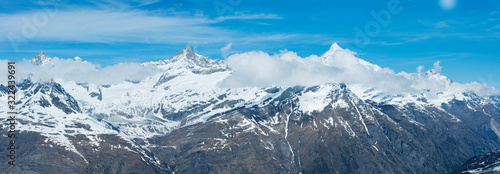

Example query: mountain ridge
[2,44,500,173]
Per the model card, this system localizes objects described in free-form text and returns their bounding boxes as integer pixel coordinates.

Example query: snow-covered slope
[2,44,500,173]
[7,44,499,141]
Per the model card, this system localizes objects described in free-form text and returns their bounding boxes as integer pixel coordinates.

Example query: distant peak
[329,43,343,52]
[320,43,347,61]
[164,46,225,69]
[183,45,193,52]
[30,51,51,65]
[175,45,195,56]
[168,46,205,62]
[73,56,85,62]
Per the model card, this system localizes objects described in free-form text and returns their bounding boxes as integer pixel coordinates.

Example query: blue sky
[1,0,499,87]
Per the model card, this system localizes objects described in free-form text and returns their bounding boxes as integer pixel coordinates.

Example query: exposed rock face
[147,84,500,174]
[0,131,161,174]
[13,79,82,114]
[450,148,500,174]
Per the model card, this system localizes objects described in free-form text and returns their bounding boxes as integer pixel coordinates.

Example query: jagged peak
[329,43,342,52]
[320,43,348,59]
[143,46,229,74]
[30,51,51,65]
[183,45,193,53]
[319,43,383,72]
[167,46,211,66]
[174,45,196,58]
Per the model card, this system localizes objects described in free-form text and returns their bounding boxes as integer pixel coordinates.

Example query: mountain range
[1,44,500,173]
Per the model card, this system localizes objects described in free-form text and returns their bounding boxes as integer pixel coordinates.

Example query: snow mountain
[1,45,500,173]
[29,51,51,65]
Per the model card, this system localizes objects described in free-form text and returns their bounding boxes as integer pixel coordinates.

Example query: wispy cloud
[392,53,472,66]
[0,9,289,46]
[355,16,500,47]
[1,9,219,42]
[214,13,282,22]
[418,19,461,29]
[363,31,499,47]
[487,25,500,31]
[433,21,451,28]
[83,0,161,9]
[219,44,500,96]
[220,42,232,58]
[0,58,162,85]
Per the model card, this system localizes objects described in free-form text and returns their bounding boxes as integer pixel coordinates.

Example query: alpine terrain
[1,44,500,174]
[450,148,500,174]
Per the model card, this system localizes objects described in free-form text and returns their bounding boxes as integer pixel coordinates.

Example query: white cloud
[215,13,282,22]
[0,9,230,44]
[220,43,232,58]
[433,60,442,73]
[219,51,336,88]
[417,65,425,73]
[0,9,290,45]
[219,47,412,93]
[132,0,161,6]
[219,44,500,96]
[0,58,160,85]
[434,21,450,28]
[0,43,497,99]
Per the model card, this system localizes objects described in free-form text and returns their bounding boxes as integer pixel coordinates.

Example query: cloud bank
[0,58,160,85]
[219,44,500,96]
[0,9,287,45]
[0,44,498,98]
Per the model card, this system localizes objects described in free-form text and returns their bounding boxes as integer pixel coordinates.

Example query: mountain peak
[160,46,229,73]
[73,56,85,62]
[183,45,193,53]
[329,43,342,52]
[30,51,51,65]
[321,43,346,58]
[175,45,196,58]
[169,45,208,64]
